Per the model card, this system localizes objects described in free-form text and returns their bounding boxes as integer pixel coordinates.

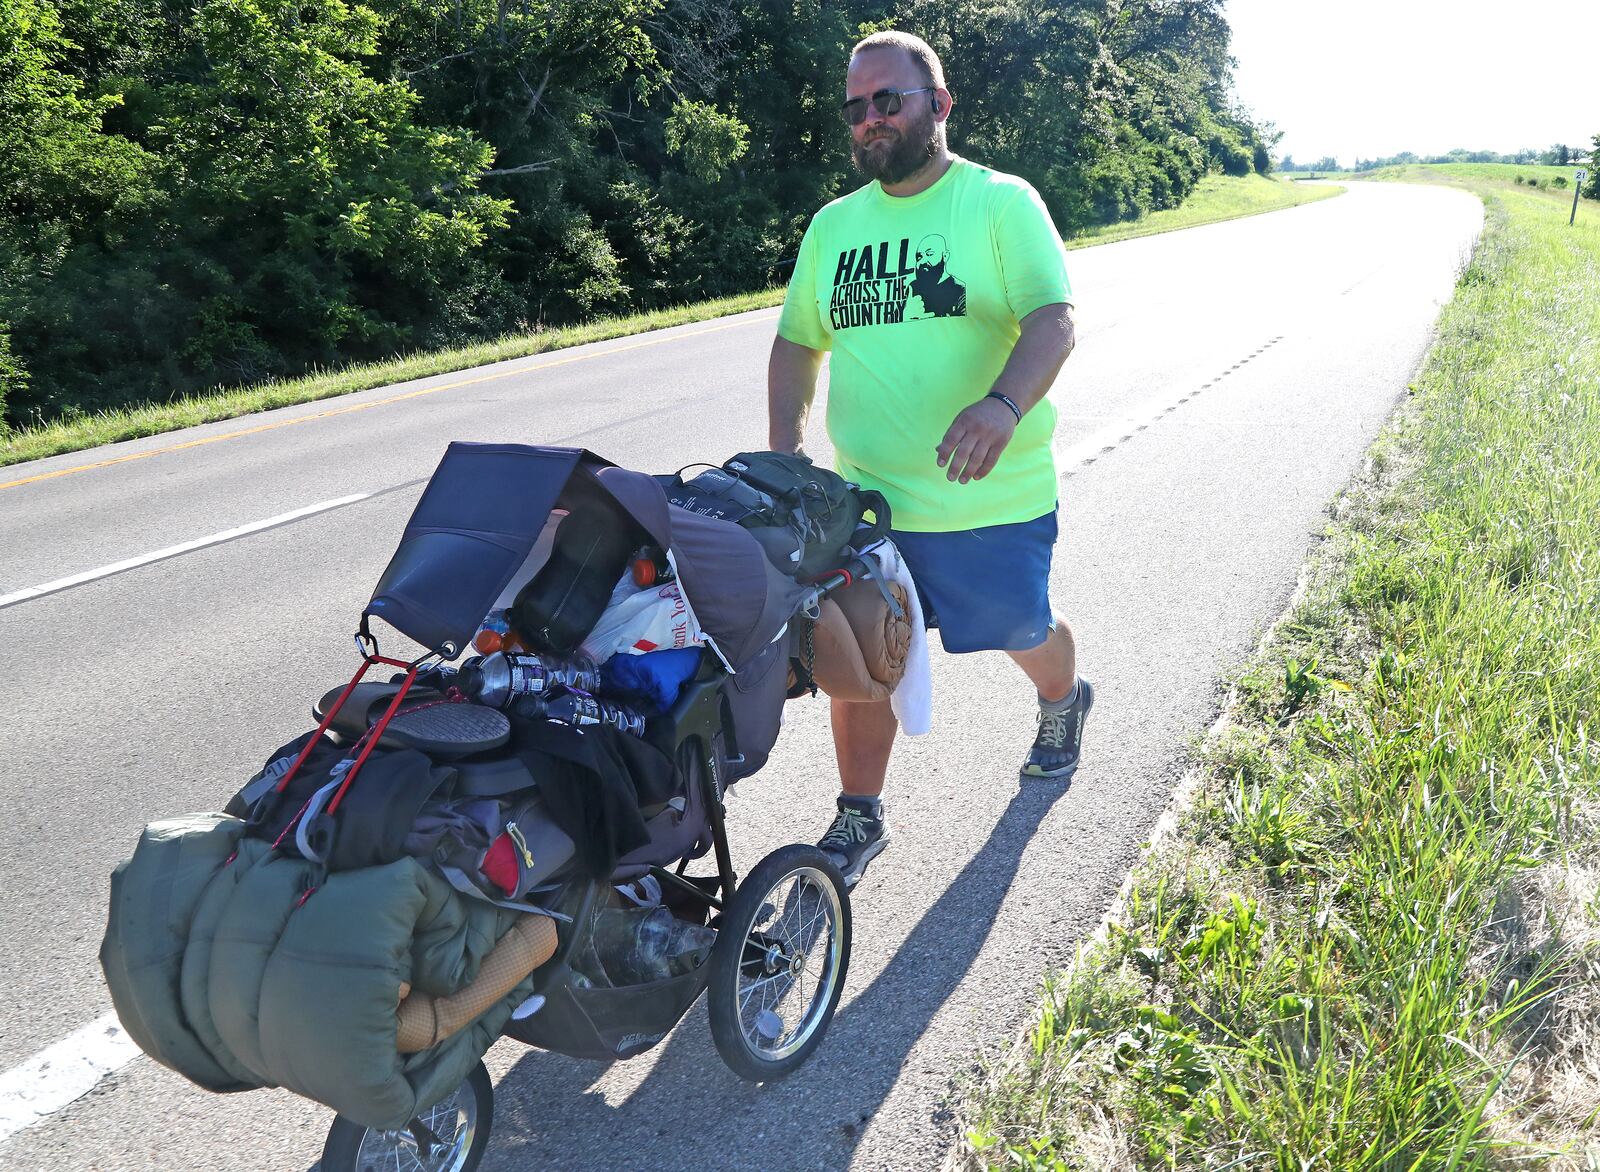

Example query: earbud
[932,96,941,113]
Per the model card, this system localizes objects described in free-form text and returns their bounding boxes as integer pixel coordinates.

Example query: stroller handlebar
[806,546,905,620]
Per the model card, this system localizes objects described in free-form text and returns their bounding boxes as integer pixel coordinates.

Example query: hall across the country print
[828,234,968,329]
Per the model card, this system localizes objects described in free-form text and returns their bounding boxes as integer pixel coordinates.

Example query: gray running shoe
[817,797,889,888]
[1021,679,1095,780]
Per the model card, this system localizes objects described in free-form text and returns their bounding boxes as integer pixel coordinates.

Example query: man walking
[768,30,1092,886]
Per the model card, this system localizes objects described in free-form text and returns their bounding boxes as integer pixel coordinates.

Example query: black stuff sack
[664,451,888,580]
[512,473,649,656]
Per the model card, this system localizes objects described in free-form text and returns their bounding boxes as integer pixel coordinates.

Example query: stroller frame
[503,552,864,1066]
[316,444,867,1171]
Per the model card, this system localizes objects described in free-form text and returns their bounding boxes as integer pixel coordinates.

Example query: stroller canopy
[366,443,805,666]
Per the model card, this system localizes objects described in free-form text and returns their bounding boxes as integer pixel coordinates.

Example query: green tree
[370,0,670,320]
[664,98,749,183]
[0,326,23,431]
[4,0,510,422]
[0,0,161,423]
[3,0,1284,426]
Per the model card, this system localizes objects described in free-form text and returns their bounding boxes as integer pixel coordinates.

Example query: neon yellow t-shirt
[777,156,1072,532]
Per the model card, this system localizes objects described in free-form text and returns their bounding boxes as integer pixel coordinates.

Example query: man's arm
[935,302,1075,484]
[768,335,827,454]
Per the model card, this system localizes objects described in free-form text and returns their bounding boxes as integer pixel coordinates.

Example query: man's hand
[936,397,1018,484]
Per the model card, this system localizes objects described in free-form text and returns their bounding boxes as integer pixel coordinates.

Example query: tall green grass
[960,176,1600,1168]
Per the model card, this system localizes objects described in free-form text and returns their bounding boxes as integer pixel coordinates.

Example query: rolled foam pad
[809,579,911,702]
[396,915,558,1051]
[834,578,910,688]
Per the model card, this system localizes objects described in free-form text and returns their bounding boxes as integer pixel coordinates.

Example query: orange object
[395,915,558,1053]
[632,558,658,587]
[473,628,506,654]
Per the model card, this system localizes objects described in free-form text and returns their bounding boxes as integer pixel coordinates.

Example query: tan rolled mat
[397,914,559,1052]
[809,578,911,702]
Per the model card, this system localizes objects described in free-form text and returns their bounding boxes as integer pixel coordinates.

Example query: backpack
[664,452,889,580]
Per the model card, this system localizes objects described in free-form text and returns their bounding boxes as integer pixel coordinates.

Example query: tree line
[1279,142,1599,173]
[1,0,1276,431]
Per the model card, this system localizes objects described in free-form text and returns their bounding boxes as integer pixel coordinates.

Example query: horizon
[1225,0,1598,171]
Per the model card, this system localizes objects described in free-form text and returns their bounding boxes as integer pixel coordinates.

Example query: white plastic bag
[580,573,707,660]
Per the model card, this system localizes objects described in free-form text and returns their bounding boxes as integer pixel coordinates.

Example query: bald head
[850,30,947,91]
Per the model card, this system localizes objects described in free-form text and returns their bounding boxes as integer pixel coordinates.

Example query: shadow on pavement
[483,782,1070,1171]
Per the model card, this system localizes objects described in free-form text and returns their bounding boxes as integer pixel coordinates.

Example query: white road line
[0,495,373,1142]
[1057,336,1284,472]
[0,493,371,610]
[0,1012,141,1144]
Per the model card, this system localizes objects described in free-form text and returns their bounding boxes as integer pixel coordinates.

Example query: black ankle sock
[839,794,883,817]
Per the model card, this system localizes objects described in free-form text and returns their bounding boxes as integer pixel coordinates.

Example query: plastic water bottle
[461,651,602,707]
[632,907,675,981]
[664,919,717,976]
[592,906,675,983]
[538,689,649,738]
[472,610,513,654]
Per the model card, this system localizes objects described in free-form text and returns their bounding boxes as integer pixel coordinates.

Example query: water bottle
[632,907,674,981]
[630,545,675,587]
[664,919,717,977]
[538,689,649,738]
[472,610,513,655]
[592,906,675,984]
[460,651,602,708]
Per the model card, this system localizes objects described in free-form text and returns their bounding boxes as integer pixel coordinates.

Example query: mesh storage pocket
[503,958,710,1061]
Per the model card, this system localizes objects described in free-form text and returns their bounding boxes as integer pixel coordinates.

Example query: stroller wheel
[708,844,851,1082]
[320,1060,493,1172]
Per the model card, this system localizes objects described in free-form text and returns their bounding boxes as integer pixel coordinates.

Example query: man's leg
[817,696,896,886]
[1006,616,1076,702]
[1009,615,1094,780]
[832,695,898,796]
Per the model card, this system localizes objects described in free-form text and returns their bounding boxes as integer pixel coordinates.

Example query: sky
[1224,0,1599,167]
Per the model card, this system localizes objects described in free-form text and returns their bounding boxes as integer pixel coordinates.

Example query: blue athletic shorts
[890,509,1058,654]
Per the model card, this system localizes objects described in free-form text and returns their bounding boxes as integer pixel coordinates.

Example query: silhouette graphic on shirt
[824,234,971,330]
[905,234,967,320]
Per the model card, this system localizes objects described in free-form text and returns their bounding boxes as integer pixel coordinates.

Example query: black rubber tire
[320,1061,494,1172]
[707,844,852,1082]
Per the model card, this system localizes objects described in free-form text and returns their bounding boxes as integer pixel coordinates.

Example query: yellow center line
[1,313,781,492]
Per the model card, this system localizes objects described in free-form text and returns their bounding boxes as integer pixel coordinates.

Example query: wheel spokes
[734,868,842,1058]
[357,1091,472,1172]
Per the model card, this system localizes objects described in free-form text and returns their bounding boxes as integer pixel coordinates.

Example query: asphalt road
[0,181,1482,1170]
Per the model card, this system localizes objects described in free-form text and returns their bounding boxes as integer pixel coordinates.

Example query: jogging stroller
[305,444,880,1172]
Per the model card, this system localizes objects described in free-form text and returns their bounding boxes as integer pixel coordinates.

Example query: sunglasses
[839,87,936,126]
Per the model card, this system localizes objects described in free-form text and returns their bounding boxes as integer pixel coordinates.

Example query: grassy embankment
[1,173,1339,468]
[1361,161,1583,193]
[1066,173,1342,249]
[0,288,786,467]
[960,169,1600,1168]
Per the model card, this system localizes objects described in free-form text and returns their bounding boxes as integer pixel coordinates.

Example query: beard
[851,108,940,185]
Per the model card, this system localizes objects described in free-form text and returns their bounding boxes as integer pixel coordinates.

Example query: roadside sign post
[1575,170,1588,227]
